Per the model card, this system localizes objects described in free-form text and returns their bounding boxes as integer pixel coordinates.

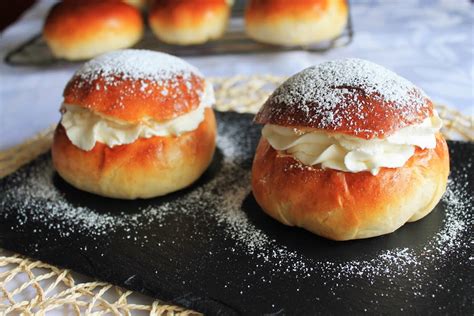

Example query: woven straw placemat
[1,75,473,315]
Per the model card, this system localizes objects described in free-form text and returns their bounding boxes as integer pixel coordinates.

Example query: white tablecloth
[0,0,472,150]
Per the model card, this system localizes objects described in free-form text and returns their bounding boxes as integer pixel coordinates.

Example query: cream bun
[43,1,144,61]
[148,0,231,45]
[245,0,348,46]
[52,49,217,199]
[252,58,449,240]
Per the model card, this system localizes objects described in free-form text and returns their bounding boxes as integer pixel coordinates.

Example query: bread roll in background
[122,0,150,10]
[52,50,217,199]
[148,0,231,45]
[43,1,143,60]
[252,58,449,241]
[245,0,348,46]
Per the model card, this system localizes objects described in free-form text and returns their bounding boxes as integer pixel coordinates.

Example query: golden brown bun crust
[255,91,433,140]
[254,59,433,139]
[122,0,149,9]
[150,0,229,27]
[43,1,143,60]
[149,0,230,45]
[245,0,348,46]
[246,0,341,20]
[64,73,205,123]
[251,133,450,240]
[52,108,216,199]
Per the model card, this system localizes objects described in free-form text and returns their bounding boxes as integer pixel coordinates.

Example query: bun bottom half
[52,108,216,199]
[251,133,449,241]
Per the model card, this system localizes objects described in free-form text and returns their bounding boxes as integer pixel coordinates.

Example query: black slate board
[1,112,473,315]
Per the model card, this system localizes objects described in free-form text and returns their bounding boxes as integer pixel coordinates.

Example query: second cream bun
[43,1,144,61]
[245,0,348,46]
[149,0,231,45]
[52,50,217,199]
[252,58,450,241]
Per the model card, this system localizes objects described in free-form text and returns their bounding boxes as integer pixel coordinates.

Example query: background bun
[255,58,433,139]
[43,1,143,60]
[252,134,449,241]
[245,0,349,46]
[122,0,149,10]
[63,49,205,123]
[149,0,230,45]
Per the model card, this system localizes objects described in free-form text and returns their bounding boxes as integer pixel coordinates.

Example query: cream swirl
[61,82,215,151]
[262,112,442,175]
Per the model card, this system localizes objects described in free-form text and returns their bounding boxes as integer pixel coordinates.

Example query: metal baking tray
[5,2,353,66]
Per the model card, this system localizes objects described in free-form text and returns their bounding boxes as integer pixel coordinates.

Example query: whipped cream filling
[61,82,215,151]
[262,112,442,175]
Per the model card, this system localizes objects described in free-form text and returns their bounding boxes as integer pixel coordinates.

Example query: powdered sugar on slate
[74,49,202,84]
[0,113,471,302]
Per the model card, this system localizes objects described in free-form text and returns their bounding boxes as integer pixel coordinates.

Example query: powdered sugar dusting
[74,49,201,84]
[257,59,431,138]
[64,49,207,121]
[274,58,427,106]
